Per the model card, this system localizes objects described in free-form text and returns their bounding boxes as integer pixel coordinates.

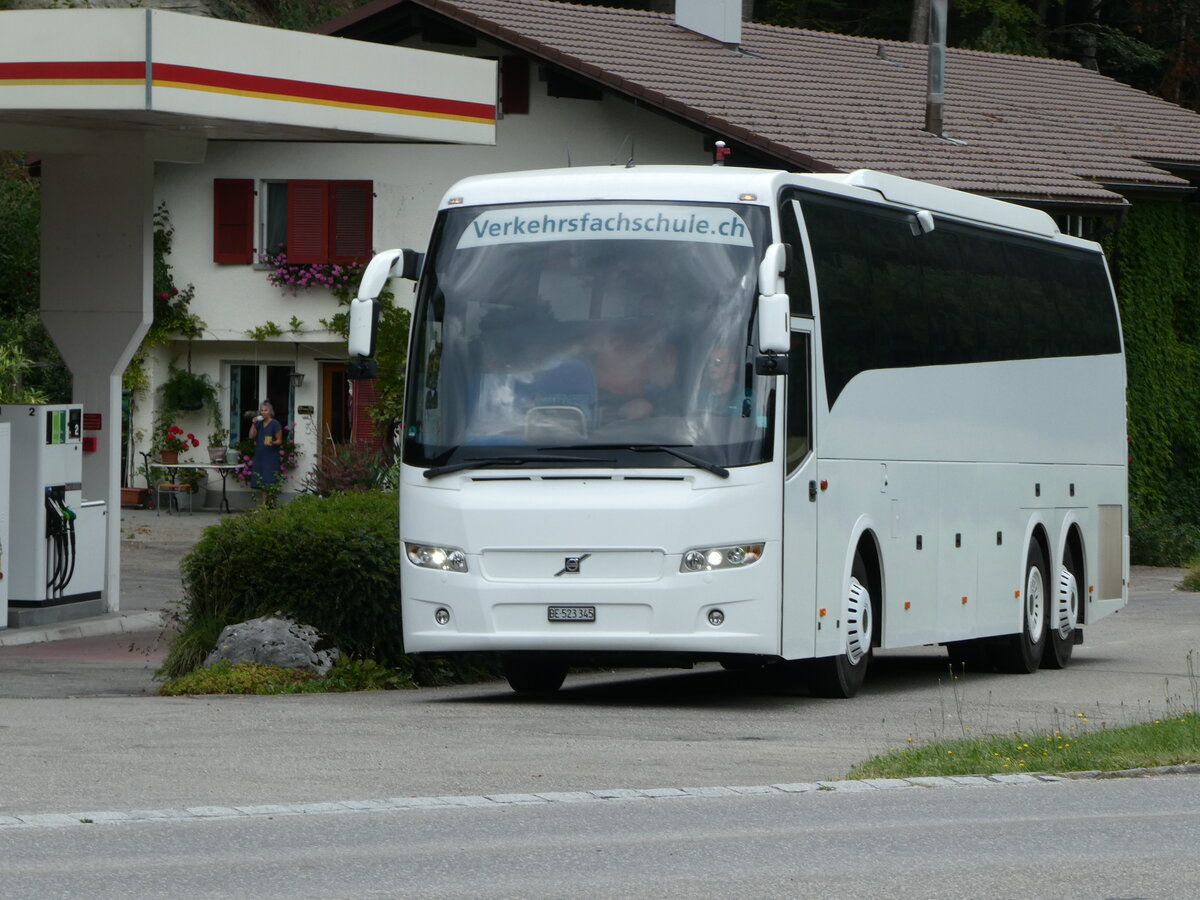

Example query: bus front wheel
[998,542,1049,674]
[811,554,873,698]
[503,655,568,694]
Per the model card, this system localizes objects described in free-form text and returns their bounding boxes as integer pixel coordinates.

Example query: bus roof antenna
[608,135,635,167]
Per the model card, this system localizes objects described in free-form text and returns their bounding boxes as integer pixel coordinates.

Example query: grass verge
[851,649,1200,779]
[849,711,1200,779]
[158,658,416,695]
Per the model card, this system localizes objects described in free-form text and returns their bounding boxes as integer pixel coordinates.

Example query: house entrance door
[321,363,352,452]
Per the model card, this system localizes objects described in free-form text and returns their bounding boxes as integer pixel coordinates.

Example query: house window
[212,178,373,265]
[228,363,295,447]
[262,180,373,265]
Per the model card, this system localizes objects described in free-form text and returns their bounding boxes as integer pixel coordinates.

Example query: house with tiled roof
[147,0,1200,507]
[321,0,1200,212]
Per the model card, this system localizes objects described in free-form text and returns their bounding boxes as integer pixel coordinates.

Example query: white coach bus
[349,165,1127,697]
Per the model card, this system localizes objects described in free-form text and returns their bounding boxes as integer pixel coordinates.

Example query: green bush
[1130,505,1200,567]
[300,443,397,495]
[1182,565,1200,592]
[161,492,403,678]
[159,491,505,687]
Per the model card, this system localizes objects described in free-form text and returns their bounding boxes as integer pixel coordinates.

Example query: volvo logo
[555,553,592,576]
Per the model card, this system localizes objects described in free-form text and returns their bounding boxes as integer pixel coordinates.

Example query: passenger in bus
[696,346,747,416]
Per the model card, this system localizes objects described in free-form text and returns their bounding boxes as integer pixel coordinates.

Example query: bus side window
[786,331,812,474]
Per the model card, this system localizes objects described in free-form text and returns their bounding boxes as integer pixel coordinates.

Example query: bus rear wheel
[1043,545,1080,669]
[811,554,873,698]
[997,542,1049,674]
[503,655,568,694]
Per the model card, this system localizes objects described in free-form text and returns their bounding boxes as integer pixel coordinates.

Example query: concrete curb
[3,765,1197,830]
[0,611,165,649]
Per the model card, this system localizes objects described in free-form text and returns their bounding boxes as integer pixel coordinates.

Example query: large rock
[204,615,339,675]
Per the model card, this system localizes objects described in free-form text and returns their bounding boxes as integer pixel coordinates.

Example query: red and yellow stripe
[0,61,495,124]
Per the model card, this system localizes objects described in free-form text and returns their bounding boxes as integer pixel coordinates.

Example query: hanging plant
[159,365,219,420]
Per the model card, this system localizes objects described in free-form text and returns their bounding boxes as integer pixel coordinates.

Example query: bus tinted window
[798,193,1121,406]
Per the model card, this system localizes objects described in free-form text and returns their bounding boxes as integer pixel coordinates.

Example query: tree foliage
[0,152,70,403]
[1107,201,1200,564]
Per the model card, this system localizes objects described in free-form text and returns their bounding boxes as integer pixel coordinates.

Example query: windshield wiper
[545,444,730,479]
[423,454,612,479]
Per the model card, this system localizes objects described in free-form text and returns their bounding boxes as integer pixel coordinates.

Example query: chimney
[676,0,742,46]
[924,0,947,136]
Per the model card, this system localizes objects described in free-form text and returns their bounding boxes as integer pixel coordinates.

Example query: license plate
[547,605,596,622]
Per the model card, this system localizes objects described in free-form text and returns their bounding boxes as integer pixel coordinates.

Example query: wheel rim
[845,577,872,666]
[1056,568,1078,640]
[1025,562,1045,642]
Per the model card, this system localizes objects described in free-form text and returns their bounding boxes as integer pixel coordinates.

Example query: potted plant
[206,425,229,463]
[154,422,199,464]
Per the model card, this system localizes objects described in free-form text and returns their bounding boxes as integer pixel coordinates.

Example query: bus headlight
[680,543,764,572]
[406,543,468,573]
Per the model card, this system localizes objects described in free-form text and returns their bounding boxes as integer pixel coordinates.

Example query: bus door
[780,323,817,659]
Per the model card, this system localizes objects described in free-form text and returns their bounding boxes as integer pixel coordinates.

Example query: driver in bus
[591,320,678,421]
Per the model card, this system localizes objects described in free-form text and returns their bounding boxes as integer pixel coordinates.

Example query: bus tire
[811,553,873,698]
[998,542,1049,674]
[1043,544,1079,670]
[503,655,568,694]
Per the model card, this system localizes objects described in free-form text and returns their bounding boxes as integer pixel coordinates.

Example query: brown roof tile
[326,0,1200,207]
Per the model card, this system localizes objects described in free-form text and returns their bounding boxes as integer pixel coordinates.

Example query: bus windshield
[404,200,774,473]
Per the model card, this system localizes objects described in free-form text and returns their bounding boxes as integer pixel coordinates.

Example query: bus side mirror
[758,242,791,297]
[348,296,380,358]
[350,249,422,360]
[357,248,416,302]
[757,293,790,354]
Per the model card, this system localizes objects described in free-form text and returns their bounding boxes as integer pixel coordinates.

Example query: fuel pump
[44,486,78,598]
[0,423,10,627]
[0,405,106,627]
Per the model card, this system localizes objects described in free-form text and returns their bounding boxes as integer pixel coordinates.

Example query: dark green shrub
[161,492,402,677]
[1130,505,1200,567]
[300,443,395,495]
[160,490,505,686]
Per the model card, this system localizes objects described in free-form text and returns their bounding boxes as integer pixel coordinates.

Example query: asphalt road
[4,777,1199,899]
[0,567,1195,819]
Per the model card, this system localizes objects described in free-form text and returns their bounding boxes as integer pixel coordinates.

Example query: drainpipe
[924,0,947,137]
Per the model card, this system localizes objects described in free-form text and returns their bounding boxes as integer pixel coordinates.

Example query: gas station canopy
[0,8,496,150]
[0,8,495,624]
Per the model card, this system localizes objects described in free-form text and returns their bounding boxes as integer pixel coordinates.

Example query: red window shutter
[500,56,529,115]
[212,179,254,264]
[351,377,384,452]
[287,180,329,264]
[330,181,373,264]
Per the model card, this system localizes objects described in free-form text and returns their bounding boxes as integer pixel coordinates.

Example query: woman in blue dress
[248,400,283,501]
